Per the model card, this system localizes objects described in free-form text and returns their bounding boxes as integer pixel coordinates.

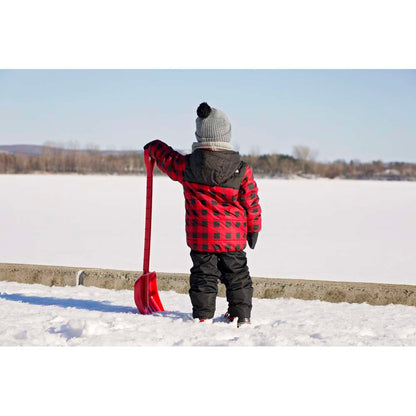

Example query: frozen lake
[1,174,415,285]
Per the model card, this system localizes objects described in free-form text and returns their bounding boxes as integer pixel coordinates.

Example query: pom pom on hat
[197,102,212,119]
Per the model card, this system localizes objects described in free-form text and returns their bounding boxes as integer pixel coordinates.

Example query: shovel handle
[143,148,155,274]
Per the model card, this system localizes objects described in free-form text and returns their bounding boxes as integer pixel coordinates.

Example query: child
[144,102,261,327]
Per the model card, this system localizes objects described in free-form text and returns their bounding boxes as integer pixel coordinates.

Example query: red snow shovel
[134,149,164,314]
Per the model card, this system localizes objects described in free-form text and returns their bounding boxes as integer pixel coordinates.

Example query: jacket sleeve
[238,165,262,233]
[146,140,186,183]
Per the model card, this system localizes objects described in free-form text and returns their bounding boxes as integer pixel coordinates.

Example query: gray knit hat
[193,102,233,151]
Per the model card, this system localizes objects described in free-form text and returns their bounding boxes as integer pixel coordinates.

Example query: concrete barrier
[1,262,416,307]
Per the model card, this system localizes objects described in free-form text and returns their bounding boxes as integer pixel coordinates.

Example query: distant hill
[0,144,143,156]
[0,144,47,156]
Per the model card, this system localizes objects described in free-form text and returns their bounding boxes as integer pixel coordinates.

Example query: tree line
[1,145,415,180]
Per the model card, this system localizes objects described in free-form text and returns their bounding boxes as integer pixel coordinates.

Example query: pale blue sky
[0,69,415,162]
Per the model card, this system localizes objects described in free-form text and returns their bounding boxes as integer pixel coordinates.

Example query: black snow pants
[189,250,253,319]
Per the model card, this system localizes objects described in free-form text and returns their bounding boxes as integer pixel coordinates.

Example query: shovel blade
[134,271,164,314]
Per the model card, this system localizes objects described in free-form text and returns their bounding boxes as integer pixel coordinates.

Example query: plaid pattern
[147,140,186,183]
[147,140,262,252]
[238,165,262,233]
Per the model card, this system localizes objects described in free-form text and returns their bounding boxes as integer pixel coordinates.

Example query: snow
[1,174,415,413]
[1,280,416,346]
[1,174,416,347]
[1,174,415,285]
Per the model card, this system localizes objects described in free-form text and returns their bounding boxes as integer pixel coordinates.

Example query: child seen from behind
[144,102,262,327]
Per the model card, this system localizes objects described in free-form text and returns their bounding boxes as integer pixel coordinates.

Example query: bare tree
[293,145,318,161]
[293,145,319,174]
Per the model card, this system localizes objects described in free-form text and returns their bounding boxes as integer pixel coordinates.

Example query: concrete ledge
[1,262,416,307]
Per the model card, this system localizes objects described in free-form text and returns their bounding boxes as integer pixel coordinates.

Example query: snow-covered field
[1,174,415,284]
[2,280,416,346]
[1,175,416,347]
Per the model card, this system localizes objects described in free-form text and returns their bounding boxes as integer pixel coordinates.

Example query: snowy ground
[1,174,415,285]
[1,280,416,346]
[1,175,416,347]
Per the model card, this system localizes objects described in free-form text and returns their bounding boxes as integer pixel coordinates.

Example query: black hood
[186,149,244,187]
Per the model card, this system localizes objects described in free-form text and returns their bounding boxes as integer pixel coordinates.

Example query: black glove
[247,232,258,249]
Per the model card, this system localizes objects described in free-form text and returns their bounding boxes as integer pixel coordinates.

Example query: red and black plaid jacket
[147,140,262,252]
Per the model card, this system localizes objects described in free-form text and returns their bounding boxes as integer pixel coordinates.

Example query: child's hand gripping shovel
[134,149,164,314]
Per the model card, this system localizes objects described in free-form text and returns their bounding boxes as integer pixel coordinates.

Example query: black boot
[237,317,251,328]
[223,311,236,322]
